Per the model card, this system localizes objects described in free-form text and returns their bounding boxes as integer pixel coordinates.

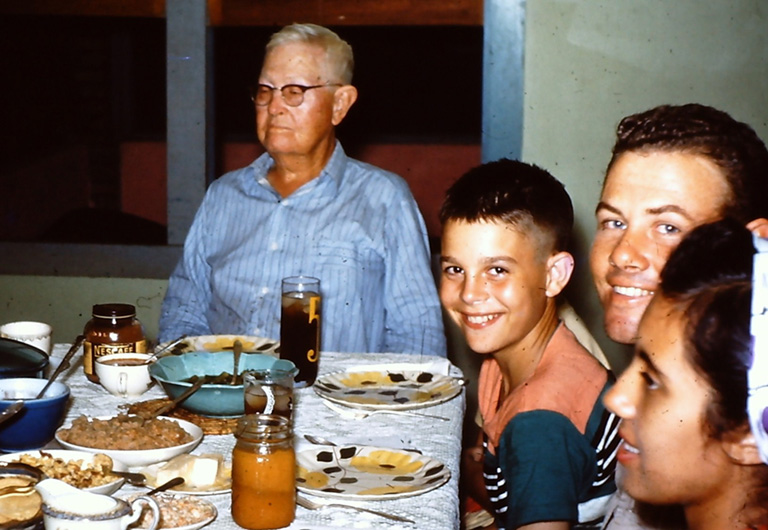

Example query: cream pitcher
[36,478,160,530]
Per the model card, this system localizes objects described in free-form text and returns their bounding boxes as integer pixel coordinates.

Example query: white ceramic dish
[138,458,232,496]
[313,369,463,411]
[296,444,450,501]
[123,493,217,529]
[0,449,128,495]
[55,415,203,468]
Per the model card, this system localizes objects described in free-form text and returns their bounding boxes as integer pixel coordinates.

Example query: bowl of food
[55,414,203,468]
[0,449,128,495]
[123,493,217,530]
[149,350,296,417]
[0,378,69,451]
[0,338,48,379]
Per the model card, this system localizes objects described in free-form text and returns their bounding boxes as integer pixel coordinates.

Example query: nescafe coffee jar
[83,303,147,383]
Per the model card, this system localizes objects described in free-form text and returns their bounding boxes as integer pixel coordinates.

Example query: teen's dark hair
[659,217,768,516]
[439,158,573,252]
[607,103,768,224]
[660,217,755,437]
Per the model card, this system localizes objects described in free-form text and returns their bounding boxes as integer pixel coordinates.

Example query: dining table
[42,343,467,530]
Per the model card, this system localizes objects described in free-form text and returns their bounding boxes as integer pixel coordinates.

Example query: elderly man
[159,23,446,356]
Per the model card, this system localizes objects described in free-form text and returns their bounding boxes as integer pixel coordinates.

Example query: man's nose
[609,231,651,271]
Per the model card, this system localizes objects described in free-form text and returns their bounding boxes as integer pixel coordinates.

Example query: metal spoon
[304,434,336,446]
[36,335,85,399]
[231,339,242,384]
[146,476,185,495]
[140,334,188,365]
[0,400,24,427]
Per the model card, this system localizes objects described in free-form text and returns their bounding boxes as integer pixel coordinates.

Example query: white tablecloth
[48,344,466,530]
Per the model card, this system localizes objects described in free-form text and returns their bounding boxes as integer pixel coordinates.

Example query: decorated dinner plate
[312,370,463,410]
[296,444,450,500]
[156,335,279,357]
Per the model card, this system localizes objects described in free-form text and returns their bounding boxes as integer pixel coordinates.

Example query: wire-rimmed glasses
[250,83,343,107]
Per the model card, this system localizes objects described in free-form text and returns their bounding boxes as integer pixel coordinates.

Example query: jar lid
[92,304,136,319]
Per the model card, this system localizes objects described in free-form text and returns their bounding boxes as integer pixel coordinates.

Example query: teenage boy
[440,159,618,530]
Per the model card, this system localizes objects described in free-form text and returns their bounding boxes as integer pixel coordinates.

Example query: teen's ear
[545,251,574,298]
[331,85,358,126]
[722,427,764,465]
[747,218,768,238]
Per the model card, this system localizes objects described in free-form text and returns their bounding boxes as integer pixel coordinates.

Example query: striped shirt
[159,142,446,356]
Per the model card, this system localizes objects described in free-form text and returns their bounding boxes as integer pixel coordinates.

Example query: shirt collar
[249,141,346,197]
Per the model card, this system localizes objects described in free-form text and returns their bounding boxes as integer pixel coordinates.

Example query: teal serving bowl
[149,351,297,417]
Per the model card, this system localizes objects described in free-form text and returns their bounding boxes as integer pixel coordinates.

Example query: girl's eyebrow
[637,348,665,381]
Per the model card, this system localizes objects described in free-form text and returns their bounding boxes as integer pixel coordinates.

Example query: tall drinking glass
[280,276,321,387]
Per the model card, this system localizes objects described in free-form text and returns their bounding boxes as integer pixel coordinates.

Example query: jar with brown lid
[83,303,147,383]
[231,414,295,529]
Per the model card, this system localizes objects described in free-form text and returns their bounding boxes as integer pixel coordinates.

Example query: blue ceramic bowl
[150,351,297,417]
[0,378,70,451]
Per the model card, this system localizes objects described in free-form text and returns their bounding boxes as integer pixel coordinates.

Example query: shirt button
[269,242,278,251]
[261,286,270,295]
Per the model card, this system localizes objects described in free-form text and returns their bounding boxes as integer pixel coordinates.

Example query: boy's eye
[488,266,508,277]
[640,371,659,390]
[443,265,463,275]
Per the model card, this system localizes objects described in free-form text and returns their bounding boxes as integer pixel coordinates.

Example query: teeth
[622,441,640,454]
[613,285,654,297]
[466,314,498,324]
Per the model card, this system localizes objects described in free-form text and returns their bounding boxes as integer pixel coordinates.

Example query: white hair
[266,23,354,84]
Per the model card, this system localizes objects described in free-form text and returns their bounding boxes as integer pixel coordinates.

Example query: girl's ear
[545,251,574,298]
[331,85,358,126]
[722,427,764,465]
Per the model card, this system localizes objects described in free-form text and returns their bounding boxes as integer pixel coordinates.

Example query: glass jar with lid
[82,303,146,383]
[231,414,295,529]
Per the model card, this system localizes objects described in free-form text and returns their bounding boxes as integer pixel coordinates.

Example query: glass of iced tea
[243,369,294,419]
[279,276,321,388]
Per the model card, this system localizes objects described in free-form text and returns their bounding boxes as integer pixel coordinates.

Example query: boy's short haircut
[439,158,574,253]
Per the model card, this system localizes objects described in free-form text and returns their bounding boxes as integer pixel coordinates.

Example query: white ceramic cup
[0,320,53,354]
[94,353,154,399]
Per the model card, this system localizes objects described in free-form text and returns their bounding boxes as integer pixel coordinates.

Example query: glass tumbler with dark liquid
[279,276,321,387]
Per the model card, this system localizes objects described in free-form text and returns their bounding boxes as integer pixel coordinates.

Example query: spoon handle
[36,335,85,399]
[146,476,185,495]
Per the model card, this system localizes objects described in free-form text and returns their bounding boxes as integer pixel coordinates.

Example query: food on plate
[0,475,42,525]
[58,414,195,450]
[155,454,222,489]
[9,451,116,488]
[146,454,231,492]
[128,493,216,529]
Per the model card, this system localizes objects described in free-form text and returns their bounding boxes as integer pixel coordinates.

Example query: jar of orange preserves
[231,414,295,529]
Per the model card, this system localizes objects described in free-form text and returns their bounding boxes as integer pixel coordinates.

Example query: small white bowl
[55,415,203,468]
[0,449,128,495]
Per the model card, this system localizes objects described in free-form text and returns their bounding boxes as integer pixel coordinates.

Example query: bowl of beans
[55,414,203,467]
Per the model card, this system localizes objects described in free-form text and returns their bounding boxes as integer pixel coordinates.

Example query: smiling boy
[440,159,618,530]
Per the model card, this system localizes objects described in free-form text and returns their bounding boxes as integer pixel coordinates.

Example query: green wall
[0,276,167,345]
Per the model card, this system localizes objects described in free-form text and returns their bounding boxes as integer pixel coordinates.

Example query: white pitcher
[36,478,160,530]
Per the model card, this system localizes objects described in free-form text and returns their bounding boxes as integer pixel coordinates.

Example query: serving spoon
[36,335,85,399]
[0,400,24,427]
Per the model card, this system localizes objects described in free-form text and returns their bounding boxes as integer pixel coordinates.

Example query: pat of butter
[155,454,221,488]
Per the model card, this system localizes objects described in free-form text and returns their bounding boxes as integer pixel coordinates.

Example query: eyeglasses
[250,83,343,107]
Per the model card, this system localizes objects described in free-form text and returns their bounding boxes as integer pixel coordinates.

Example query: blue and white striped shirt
[159,142,446,356]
